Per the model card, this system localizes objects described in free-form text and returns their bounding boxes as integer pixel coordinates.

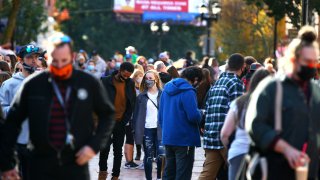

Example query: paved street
[89,147,205,180]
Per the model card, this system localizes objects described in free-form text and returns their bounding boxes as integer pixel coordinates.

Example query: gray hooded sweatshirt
[0,72,29,144]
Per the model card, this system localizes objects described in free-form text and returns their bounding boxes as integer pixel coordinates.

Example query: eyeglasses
[52,35,72,45]
[26,45,39,53]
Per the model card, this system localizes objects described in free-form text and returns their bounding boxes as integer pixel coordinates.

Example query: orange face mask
[49,63,73,80]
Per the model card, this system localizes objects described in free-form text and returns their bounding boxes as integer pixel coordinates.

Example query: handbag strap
[146,94,158,109]
[275,79,283,133]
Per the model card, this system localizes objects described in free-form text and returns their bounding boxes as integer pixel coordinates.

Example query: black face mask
[297,65,316,81]
[78,62,84,67]
[22,62,36,74]
[119,74,126,82]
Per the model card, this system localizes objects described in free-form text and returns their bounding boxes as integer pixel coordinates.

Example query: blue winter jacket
[159,78,202,147]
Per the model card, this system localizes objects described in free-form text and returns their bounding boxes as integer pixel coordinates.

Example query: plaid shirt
[203,72,244,149]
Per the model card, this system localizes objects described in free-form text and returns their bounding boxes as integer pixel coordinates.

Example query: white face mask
[136,77,143,84]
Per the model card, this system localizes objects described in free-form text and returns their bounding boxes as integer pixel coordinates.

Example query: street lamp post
[302,0,309,25]
[150,21,170,54]
[200,1,221,57]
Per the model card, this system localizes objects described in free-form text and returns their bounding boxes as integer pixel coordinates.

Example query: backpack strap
[275,79,283,133]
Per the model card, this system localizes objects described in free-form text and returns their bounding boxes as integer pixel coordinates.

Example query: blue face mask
[115,62,121,69]
[87,65,95,71]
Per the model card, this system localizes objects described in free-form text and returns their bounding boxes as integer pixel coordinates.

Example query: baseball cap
[250,63,262,71]
[159,52,168,59]
[125,46,136,52]
[125,54,132,59]
[17,44,41,58]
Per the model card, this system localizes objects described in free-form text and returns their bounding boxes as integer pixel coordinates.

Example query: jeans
[99,122,126,177]
[163,145,195,180]
[143,128,164,180]
[229,154,246,180]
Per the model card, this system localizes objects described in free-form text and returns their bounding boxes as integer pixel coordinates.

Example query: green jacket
[246,76,320,178]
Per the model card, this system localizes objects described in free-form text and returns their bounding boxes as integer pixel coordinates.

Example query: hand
[1,169,20,180]
[283,146,310,169]
[200,128,205,134]
[75,145,96,165]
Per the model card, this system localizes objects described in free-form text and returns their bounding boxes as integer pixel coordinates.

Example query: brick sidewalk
[89,147,205,180]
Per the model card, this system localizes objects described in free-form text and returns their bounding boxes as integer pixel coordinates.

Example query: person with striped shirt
[0,35,114,180]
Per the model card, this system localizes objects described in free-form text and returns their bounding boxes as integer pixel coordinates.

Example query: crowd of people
[0,25,319,180]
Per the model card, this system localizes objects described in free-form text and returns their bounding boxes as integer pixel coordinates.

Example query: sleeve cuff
[268,135,280,150]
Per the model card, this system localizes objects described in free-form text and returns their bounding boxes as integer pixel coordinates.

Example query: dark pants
[30,156,89,180]
[125,125,134,145]
[29,146,89,180]
[143,128,164,180]
[16,144,30,180]
[99,122,126,177]
[163,145,195,180]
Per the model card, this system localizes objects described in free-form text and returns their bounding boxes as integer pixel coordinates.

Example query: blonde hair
[136,56,146,63]
[147,64,154,70]
[279,26,319,74]
[134,64,144,74]
[131,69,144,79]
[140,70,162,92]
[131,69,144,88]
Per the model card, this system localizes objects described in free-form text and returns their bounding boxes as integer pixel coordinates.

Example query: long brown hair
[236,69,271,128]
[140,70,162,92]
[167,65,179,78]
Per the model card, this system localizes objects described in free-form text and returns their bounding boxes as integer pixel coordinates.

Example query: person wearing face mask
[99,62,136,180]
[158,66,203,180]
[85,60,101,79]
[246,26,320,179]
[0,43,42,180]
[122,69,144,169]
[132,70,163,180]
[0,35,115,180]
[75,53,87,70]
[200,53,245,180]
[127,70,144,162]
[104,58,117,77]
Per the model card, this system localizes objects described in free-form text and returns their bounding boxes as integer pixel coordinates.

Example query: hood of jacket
[12,72,25,81]
[164,78,195,96]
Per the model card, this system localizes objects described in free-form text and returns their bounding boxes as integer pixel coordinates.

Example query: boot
[98,171,107,180]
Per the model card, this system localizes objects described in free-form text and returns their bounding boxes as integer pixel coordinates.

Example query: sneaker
[124,161,139,169]
[137,163,144,170]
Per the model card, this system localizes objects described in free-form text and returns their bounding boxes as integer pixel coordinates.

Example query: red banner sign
[135,0,188,12]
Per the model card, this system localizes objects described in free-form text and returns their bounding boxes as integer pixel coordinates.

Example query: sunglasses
[26,45,39,53]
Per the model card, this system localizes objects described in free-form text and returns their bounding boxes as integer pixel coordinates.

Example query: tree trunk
[2,0,20,44]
